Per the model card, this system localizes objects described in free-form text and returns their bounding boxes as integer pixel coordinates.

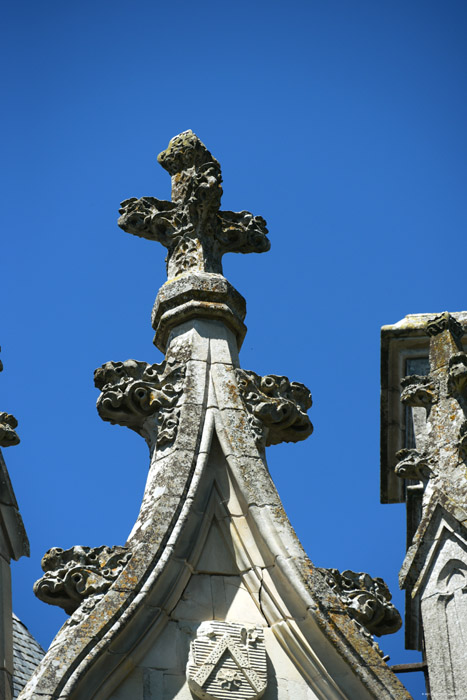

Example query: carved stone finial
[118,130,270,279]
[322,568,402,638]
[33,545,131,615]
[236,369,313,446]
[94,359,185,446]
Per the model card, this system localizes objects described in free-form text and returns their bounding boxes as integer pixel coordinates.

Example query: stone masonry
[19,131,410,700]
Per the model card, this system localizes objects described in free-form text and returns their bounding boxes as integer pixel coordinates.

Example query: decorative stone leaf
[322,568,402,638]
[216,210,269,255]
[117,196,177,246]
[394,448,432,481]
[118,130,270,278]
[400,375,436,407]
[94,359,185,444]
[33,545,131,615]
[0,412,19,447]
[236,369,313,446]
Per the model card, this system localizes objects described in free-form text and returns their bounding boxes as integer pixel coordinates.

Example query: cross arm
[217,210,270,255]
[118,196,178,247]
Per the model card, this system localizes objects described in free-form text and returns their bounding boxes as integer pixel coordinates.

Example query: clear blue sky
[2,2,467,697]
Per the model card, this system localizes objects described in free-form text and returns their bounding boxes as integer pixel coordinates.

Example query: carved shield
[187,621,267,700]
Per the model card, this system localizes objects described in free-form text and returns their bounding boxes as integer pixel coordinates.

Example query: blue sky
[2,1,467,697]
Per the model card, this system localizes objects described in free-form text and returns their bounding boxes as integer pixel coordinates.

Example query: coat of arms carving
[187,621,267,699]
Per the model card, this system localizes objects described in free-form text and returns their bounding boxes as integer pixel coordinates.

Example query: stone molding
[18,132,413,700]
[236,369,313,446]
[33,545,131,615]
[94,358,185,445]
[151,273,247,352]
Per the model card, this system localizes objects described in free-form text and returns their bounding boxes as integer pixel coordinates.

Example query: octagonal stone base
[152,273,247,353]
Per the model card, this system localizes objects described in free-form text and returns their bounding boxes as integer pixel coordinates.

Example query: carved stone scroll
[322,568,402,638]
[118,130,270,278]
[33,545,131,615]
[94,359,185,444]
[236,369,313,446]
[187,621,267,700]
[0,412,20,447]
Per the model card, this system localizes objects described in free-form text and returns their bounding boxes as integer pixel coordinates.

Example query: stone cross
[118,130,270,279]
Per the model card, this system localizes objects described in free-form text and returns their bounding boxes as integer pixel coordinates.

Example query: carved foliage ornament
[427,312,464,340]
[400,375,436,407]
[236,369,313,446]
[118,130,270,278]
[187,621,267,700]
[33,545,131,615]
[0,412,19,447]
[394,448,433,482]
[94,358,185,445]
[323,568,402,638]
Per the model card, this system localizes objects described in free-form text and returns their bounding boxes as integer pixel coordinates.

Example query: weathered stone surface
[321,569,402,638]
[236,369,313,446]
[19,132,412,700]
[152,273,247,352]
[427,311,463,340]
[94,358,185,447]
[118,130,270,279]
[400,375,436,407]
[33,545,131,615]
[394,448,433,481]
[449,352,467,396]
[392,312,467,696]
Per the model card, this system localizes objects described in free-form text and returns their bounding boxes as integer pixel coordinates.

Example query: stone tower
[381,311,467,699]
[20,132,409,699]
